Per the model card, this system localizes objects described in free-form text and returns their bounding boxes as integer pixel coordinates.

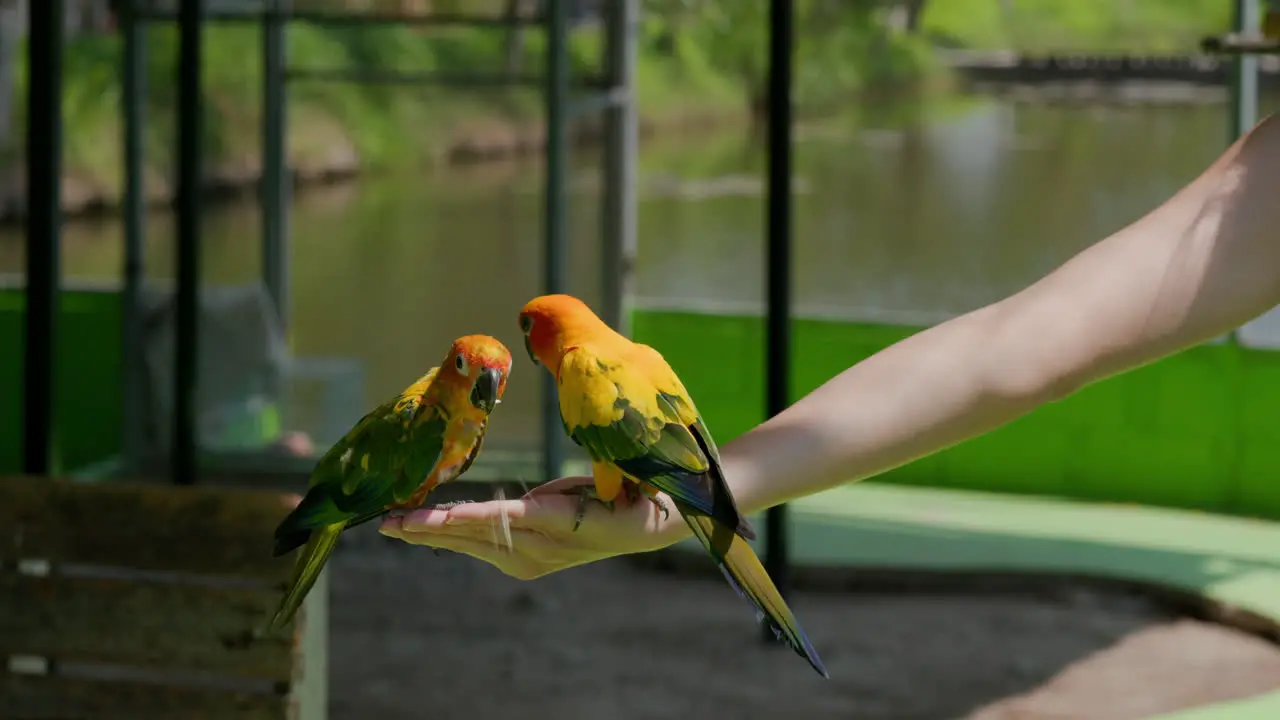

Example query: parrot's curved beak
[523,335,540,367]
[470,366,502,414]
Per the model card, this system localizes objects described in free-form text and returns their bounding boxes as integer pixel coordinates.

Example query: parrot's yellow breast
[556,342,699,437]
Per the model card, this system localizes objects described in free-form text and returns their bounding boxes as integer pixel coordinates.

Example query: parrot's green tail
[685,511,829,679]
[267,522,343,634]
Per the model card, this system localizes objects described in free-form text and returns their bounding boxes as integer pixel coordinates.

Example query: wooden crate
[0,476,326,720]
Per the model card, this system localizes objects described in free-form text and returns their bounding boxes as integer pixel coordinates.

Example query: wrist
[716,441,773,517]
[647,450,757,548]
[647,435,787,548]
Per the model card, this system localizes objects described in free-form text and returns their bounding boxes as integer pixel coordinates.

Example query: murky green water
[1,91,1275,457]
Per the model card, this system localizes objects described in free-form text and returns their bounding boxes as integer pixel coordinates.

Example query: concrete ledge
[640,483,1280,720]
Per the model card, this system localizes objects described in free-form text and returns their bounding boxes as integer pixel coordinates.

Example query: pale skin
[380,113,1280,580]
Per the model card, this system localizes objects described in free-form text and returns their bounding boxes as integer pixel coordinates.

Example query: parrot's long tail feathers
[685,512,829,679]
[267,523,343,634]
[687,422,756,541]
[343,506,392,532]
[272,528,311,558]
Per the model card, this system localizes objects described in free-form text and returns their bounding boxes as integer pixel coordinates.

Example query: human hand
[378,476,691,579]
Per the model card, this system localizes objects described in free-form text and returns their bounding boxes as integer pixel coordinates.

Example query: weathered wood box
[0,476,326,719]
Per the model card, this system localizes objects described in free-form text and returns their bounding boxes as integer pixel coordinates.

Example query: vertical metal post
[762,0,794,643]
[600,0,637,336]
[262,0,290,329]
[121,0,148,475]
[24,0,63,477]
[1225,0,1260,348]
[541,0,570,482]
[1229,0,1261,142]
[174,0,204,485]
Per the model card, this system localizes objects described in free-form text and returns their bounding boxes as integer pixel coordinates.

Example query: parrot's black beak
[470,367,502,414]
[523,335,540,367]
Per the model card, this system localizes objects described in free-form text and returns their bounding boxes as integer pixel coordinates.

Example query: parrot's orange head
[445,334,513,414]
[517,294,607,370]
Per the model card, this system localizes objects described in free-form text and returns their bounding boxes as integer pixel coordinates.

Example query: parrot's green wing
[557,346,754,539]
[272,369,448,556]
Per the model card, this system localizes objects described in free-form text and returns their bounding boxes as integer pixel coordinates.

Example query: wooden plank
[0,572,297,680]
[0,476,300,581]
[0,673,290,720]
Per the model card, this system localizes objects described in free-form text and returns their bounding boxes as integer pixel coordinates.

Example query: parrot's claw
[651,495,671,522]
[559,485,614,532]
[622,481,671,523]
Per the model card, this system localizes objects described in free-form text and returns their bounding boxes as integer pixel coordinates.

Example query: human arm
[728,111,1280,513]
[379,113,1280,578]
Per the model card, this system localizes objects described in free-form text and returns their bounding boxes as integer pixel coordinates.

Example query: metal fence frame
[99,0,639,485]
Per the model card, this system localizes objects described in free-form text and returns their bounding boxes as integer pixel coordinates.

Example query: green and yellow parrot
[266,334,513,633]
[517,294,828,678]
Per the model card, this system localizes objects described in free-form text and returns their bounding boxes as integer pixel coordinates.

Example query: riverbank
[0,12,935,223]
[0,93,752,223]
[0,1,1238,223]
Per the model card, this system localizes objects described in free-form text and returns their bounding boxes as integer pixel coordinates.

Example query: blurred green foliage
[2,0,1239,198]
[923,0,1235,52]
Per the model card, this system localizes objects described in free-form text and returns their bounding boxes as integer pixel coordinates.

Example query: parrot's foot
[559,485,615,532]
[429,499,476,511]
[426,500,475,555]
[647,494,671,522]
[622,482,671,523]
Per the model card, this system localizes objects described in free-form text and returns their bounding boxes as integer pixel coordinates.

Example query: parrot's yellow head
[444,334,513,414]
[518,294,609,371]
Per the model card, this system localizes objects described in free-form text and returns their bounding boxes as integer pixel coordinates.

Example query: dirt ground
[327,526,1280,720]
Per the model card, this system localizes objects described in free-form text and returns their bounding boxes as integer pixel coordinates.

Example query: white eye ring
[455,354,468,374]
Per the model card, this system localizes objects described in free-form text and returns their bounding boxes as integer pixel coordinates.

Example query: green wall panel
[0,287,124,475]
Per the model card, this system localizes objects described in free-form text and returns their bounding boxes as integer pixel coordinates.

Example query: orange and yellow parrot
[518,294,828,678]
[266,335,513,632]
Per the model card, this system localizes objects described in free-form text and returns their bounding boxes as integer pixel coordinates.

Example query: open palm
[379,476,687,579]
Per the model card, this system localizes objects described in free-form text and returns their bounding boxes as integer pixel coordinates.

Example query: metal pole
[762,0,794,644]
[600,0,637,336]
[262,0,290,329]
[540,0,570,482]
[1229,0,1261,141]
[121,0,148,475]
[174,0,204,485]
[24,0,63,477]
[1225,0,1260,348]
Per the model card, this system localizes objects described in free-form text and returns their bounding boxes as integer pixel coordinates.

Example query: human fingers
[396,531,545,579]
[382,519,576,580]
[433,493,583,534]
[380,513,559,554]
[389,491,588,538]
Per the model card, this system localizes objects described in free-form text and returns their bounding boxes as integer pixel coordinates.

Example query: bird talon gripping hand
[517,294,829,678]
[266,335,513,633]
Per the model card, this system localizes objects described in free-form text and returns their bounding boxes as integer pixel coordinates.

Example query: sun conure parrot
[517,294,828,678]
[266,334,513,633]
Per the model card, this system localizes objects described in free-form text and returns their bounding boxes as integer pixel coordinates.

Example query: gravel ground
[327,527,1280,720]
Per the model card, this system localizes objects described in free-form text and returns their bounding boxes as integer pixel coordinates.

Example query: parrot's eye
[455,354,469,374]
[519,314,533,334]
